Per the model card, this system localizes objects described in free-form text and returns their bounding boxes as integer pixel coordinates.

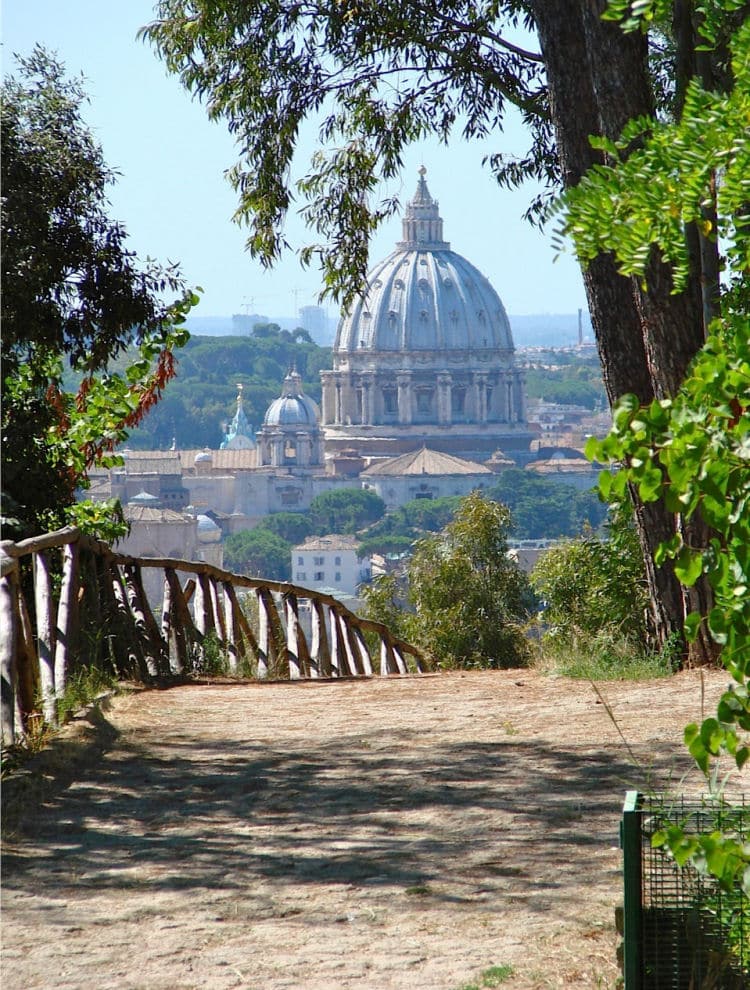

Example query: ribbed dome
[336,168,513,355]
[196,514,222,542]
[263,370,321,427]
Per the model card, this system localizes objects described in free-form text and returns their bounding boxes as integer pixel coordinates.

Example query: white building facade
[291,535,372,596]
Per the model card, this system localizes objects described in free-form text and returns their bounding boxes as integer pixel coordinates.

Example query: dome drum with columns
[321,169,533,461]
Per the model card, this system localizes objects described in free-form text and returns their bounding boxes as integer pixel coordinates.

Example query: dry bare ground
[1,669,737,990]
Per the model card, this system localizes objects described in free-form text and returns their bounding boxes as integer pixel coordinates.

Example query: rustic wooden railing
[0,526,427,747]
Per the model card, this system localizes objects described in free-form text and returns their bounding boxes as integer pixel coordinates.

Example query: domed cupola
[334,167,514,356]
[320,168,532,462]
[263,370,321,428]
[258,370,323,468]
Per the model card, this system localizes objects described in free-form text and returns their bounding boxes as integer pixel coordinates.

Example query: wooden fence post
[110,563,143,679]
[210,578,226,643]
[234,603,258,666]
[284,595,302,680]
[352,626,373,676]
[0,555,18,747]
[256,590,271,679]
[329,607,343,677]
[54,540,80,698]
[164,569,190,673]
[160,571,182,675]
[194,573,216,640]
[34,551,57,724]
[123,564,160,679]
[341,615,361,676]
[258,588,286,678]
[16,587,39,730]
[393,644,408,675]
[222,582,240,674]
[311,600,331,678]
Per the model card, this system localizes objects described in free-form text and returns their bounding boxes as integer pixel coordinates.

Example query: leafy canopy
[224,528,293,582]
[142,1,551,306]
[309,488,386,535]
[364,492,533,668]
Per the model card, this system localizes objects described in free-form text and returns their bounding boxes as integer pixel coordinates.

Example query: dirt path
[1,669,733,990]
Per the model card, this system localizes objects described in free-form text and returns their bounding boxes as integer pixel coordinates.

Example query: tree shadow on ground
[2,697,690,917]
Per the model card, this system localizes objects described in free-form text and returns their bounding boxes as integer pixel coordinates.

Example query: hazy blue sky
[3,0,588,320]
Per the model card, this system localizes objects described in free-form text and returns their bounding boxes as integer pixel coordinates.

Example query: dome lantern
[396,167,450,250]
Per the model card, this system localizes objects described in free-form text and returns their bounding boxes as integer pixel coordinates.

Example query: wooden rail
[0,527,427,747]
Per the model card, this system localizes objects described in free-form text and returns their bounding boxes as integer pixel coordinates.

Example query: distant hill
[187,312,593,349]
[186,312,338,345]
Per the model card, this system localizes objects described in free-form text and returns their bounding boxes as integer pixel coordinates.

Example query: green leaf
[674,547,703,586]
[683,611,702,642]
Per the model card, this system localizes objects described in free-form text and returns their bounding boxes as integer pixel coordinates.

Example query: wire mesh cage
[623,792,749,989]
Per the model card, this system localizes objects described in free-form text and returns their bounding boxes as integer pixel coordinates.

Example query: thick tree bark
[530,0,715,664]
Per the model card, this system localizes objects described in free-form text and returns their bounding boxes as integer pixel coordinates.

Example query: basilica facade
[320,169,533,461]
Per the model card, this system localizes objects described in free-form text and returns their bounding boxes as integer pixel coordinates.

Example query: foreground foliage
[532,509,648,647]
[1,49,196,539]
[565,7,750,893]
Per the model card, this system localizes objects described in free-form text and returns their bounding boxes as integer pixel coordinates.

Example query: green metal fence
[621,791,749,989]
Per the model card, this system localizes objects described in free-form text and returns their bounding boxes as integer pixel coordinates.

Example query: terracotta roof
[110,449,258,473]
[120,451,183,474]
[177,449,258,471]
[525,459,594,474]
[293,534,362,552]
[361,447,491,477]
[123,506,193,523]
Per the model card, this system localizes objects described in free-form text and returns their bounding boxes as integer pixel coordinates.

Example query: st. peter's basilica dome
[320,169,532,462]
[336,169,514,356]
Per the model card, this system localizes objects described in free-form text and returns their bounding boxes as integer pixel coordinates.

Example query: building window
[297,572,306,581]
[314,556,324,566]
[297,556,304,565]
[334,572,341,583]
[416,389,433,414]
[334,556,342,565]
[314,571,324,581]
[383,388,397,414]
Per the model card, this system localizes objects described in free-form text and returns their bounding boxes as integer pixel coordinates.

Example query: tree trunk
[531,0,714,663]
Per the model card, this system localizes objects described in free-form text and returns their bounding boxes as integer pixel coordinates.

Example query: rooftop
[361,447,491,477]
[293,534,363,552]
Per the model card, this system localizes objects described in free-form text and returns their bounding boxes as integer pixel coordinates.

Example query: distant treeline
[127,325,331,450]
[124,326,606,450]
[521,350,606,410]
